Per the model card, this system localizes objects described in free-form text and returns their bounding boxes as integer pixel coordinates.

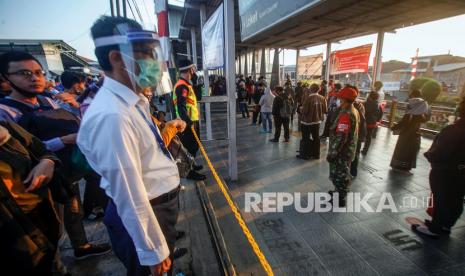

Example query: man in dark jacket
[252,83,264,125]
[0,120,60,275]
[270,87,293,143]
[298,84,327,159]
[412,99,465,238]
[362,91,382,154]
[0,51,110,259]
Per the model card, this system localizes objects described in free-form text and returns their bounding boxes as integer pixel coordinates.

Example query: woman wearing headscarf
[390,89,429,173]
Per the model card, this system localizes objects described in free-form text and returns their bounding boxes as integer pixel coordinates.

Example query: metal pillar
[251,48,256,80]
[110,0,115,16]
[244,50,249,78]
[374,30,385,83]
[282,49,285,84]
[238,52,242,76]
[186,40,191,60]
[190,28,202,129]
[115,0,120,16]
[200,4,212,140]
[260,48,266,78]
[122,0,127,17]
[325,41,331,83]
[270,48,280,89]
[295,49,300,81]
[224,0,237,181]
[191,27,197,66]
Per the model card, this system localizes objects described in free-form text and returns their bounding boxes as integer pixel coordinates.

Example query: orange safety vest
[173,79,199,121]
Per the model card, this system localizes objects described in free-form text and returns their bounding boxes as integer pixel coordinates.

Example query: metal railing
[359,98,458,138]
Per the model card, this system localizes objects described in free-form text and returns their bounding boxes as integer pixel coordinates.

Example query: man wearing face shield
[77,16,187,276]
[172,59,206,180]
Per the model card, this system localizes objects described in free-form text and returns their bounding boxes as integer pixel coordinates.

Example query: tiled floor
[200,111,465,276]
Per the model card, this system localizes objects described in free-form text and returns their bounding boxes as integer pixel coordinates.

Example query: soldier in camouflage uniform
[327,86,360,206]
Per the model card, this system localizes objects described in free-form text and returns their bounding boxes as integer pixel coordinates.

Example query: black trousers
[363,128,375,153]
[83,171,108,217]
[252,105,262,124]
[63,184,88,249]
[301,123,321,158]
[104,191,180,276]
[429,169,465,233]
[274,116,290,141]
[350,140,363,177]
[322,112,333,138]
[26,201,60,275]
[180,121,200,157]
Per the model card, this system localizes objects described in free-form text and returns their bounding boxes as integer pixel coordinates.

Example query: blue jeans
[239,102,249,118]
[261,112,272,131]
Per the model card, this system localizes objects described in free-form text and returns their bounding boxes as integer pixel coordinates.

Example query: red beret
[337,87,358,101]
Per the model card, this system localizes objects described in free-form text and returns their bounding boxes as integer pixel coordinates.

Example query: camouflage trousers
[329,159,352,194]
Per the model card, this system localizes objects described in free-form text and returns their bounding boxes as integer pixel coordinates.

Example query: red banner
[330,44,372,74]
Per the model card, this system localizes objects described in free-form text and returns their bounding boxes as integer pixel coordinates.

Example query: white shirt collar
[102,76,143,107]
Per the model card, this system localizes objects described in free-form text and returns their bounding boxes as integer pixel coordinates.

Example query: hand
[69,196,80,213]
[167,119,186,133]
[150,257,171,276]
[24,159,55,192]
[60,133,77,145]
[55,92,79,108]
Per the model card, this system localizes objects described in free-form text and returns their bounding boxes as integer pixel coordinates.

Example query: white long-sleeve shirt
[259,88,275,113]
[77,77,180,266]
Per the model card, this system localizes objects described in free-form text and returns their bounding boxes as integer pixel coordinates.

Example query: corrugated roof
[434,62,465,72]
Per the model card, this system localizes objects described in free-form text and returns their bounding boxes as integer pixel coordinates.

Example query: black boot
[186,170,206,181]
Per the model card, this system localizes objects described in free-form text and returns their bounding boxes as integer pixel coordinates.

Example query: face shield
[93,24,167,95]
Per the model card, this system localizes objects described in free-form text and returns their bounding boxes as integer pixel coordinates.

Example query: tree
[409,77,442,104]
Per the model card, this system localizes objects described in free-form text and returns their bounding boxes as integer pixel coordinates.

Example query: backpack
[280,97,292,118]
[239,89,247,100]
[0,97,90,182]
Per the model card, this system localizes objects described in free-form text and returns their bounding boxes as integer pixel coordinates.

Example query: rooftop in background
[0,39,101,75]
[237,0,465,49]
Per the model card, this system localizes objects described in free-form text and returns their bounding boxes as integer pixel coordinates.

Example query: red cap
[337,87,358,101]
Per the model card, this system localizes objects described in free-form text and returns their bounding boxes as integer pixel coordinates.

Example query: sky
[0,0,156,59]
[1,0,465,65]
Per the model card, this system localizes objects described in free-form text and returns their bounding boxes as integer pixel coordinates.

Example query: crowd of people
[235,73,465,238]
[0,15,207,275]
[0,13,464,276]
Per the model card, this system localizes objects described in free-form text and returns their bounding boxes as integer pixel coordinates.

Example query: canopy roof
[238,0,465,49]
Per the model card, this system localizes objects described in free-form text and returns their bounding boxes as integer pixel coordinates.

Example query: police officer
[173,59,205,180]
[326,86,360,207]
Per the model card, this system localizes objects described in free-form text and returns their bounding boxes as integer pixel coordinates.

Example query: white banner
[297,53,323,78]
[202,4,224,69]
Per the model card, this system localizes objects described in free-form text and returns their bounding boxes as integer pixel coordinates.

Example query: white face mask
[336,99,342,107]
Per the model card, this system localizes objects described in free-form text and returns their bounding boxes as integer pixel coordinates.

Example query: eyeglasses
[7,69,46,80]
[133,48,158,59]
